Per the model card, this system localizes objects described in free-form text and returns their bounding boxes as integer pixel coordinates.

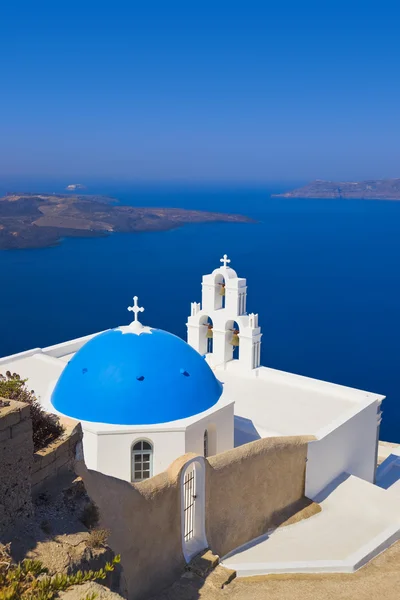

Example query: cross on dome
[220,254,231,268]
[128,296,144,322]
[121,295,151,335]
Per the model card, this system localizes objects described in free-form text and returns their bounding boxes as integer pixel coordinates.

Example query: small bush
[0,372,64,451]
[86,529,110,549]
[0,543,120,600]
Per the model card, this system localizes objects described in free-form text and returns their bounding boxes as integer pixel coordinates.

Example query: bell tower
[187,255,262,372]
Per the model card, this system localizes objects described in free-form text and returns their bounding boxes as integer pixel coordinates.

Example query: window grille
[183,467,196,541]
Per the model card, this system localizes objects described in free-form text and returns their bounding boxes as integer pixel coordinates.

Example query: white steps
[221,474,400,577]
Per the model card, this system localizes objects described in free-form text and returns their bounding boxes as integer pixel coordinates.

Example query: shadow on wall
[76,435,313,600]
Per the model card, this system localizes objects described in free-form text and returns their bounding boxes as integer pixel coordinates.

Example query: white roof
[214,363,383,444]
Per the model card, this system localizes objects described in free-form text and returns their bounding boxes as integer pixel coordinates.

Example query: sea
[0,180,399,442]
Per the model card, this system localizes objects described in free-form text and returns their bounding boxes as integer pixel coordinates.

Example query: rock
[186,549,219,577]
[60,582,124,599]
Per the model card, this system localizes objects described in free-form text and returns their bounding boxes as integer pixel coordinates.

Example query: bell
[230,332,239,346]
[219,284,225,296]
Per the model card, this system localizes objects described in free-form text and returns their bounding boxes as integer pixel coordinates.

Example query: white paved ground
[221,475,400,576]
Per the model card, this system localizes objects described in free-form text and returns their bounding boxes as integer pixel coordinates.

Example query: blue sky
[1,1,399,183]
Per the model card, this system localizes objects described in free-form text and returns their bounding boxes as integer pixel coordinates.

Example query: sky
[1,1,399,183]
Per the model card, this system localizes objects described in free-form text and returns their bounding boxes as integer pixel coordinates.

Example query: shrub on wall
[0,543,120,600]
[0,372,64,451]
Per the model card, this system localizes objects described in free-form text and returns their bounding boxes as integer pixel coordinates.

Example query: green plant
[0,543,120,600]
[0,372,64,451]
[86,529,110,549]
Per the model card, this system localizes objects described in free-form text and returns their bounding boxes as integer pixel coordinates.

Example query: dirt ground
[153,541,400,600]
[214,541,400,600]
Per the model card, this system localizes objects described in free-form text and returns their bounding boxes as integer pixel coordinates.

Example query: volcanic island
[0,193,254,250]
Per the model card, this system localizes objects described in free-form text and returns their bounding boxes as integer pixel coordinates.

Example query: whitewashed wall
[185,404,234,457]
[305,401,380,498]
[92,429,186,482]
[81,429,99,471]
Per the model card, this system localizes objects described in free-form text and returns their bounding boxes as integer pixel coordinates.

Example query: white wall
[82,429,99,471]
[306,401,380,499]
[93,429,186,482]
[185,404,234,457]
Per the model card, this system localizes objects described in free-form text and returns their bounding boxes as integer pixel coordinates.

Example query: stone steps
[151,549,236,600]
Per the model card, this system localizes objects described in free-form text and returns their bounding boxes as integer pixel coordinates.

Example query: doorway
[181,457,208,562]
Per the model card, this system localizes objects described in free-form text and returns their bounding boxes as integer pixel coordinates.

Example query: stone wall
[206,435,311,557]
[0,400,82,537]
[0,400,34,536]
[32,417,82,495]
[75,454,189,600]
[76,435,312,600]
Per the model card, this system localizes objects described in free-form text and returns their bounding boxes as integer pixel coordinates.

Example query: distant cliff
[273,179,400,200]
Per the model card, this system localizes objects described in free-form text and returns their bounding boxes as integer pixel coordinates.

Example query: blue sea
[0,181,399,442]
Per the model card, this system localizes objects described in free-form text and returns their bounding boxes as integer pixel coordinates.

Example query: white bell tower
[187,255,262,372]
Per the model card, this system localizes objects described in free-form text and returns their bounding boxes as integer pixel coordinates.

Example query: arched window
[131,440,153,482]
[203,430,209,458]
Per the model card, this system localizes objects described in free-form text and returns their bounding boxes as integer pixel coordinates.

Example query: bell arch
[214,273,226,310]
[224,319,240,362]
[197,314,214,355]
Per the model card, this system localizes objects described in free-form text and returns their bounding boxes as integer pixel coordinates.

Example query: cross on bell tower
[128,296,144,322]
[220,254,231,268]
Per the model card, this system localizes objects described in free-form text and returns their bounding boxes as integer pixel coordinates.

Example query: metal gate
[183,464,196,542]
[181,457,208,562]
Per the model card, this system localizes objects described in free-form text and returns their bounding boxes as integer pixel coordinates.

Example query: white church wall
[81,428,99,471]
[185,404,234,457]
[305,401,380,499]
[95,429,186,482]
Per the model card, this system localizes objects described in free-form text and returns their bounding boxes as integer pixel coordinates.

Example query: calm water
[0,183,399,442]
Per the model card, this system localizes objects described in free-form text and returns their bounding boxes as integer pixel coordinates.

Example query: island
[0,193,254,250]
[66,183,86,190]
[273,179,400,200]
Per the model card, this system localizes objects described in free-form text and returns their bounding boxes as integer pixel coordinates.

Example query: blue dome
[51,328,223,425]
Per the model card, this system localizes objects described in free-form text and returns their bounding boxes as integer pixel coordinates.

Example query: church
[0,254,384,497]
[2,254,400,583]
